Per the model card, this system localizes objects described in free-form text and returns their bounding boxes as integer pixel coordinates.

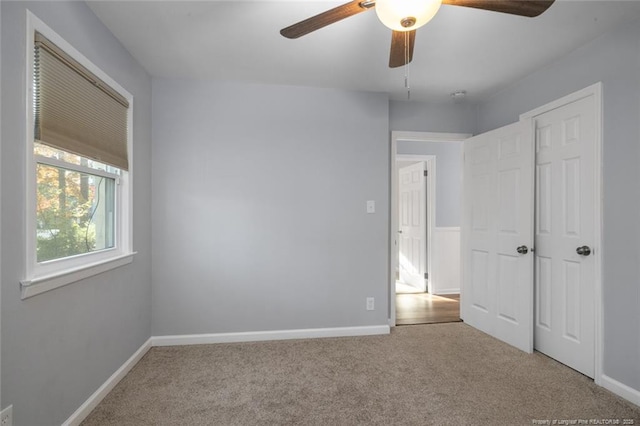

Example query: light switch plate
[366,200,375,214]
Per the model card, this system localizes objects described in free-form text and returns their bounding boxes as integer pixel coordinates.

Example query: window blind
[34,32,130,170]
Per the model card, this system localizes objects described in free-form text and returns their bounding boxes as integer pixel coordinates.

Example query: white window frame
[21,11,135,299]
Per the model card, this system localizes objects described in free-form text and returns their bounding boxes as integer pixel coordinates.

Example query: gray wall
[0,2,152,425]
[152,80,390,335]
[390,100,476,228]
[0,0,3,410]
[477,18,640,393]
[389,100,477,134]
[397,140,464,228]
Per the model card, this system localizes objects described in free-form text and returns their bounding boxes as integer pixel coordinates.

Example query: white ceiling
[87,0,640,103]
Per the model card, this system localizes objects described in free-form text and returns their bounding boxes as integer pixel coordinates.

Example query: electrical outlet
[366,297,375,311]
[1,405,13,426]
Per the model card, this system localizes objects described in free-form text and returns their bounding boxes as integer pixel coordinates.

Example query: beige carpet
[82,323,640,425]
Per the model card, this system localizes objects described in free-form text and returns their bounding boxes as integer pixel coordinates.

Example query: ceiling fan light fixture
[375,0,442,32]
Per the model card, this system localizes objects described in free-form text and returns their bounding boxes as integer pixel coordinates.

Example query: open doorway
[395,293,461,325]
[389,131,470,326]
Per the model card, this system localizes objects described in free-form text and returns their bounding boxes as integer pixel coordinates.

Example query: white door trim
[520,82,603,385]
[389,131,471,326]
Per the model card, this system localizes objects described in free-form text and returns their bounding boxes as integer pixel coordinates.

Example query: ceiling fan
[280,0,555,68]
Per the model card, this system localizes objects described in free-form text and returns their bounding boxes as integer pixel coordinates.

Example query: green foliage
[36,164,97,263]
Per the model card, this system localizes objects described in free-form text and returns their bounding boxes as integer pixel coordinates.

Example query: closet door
[462,120,534,353]
[533,95,596,378]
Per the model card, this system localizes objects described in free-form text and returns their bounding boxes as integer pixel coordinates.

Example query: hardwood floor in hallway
[395,292,461,325]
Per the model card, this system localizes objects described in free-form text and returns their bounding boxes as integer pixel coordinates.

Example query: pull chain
[404,31,410,100]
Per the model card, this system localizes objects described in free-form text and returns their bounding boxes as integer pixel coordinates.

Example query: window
[34,143,119,263]
[22,12,134,299]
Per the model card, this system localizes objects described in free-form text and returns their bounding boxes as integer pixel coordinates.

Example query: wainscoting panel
[432,227,461,294]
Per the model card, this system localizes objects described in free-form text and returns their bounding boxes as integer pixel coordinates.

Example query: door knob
[516,245,529,255]
[576,246,591,256]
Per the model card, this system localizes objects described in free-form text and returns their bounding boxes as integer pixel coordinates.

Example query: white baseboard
[152,325,390,346]
[63,338,152,426]
[434,288,461,295]
[600,374,640,407]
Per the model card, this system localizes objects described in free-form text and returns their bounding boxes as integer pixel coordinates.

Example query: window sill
[20,252,137,299]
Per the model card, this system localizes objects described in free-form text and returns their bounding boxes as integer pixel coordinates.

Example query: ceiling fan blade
[280,0,373,39]
[389,30,416,68]
[442,0,555,17]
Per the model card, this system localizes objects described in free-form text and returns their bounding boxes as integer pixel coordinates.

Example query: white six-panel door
[533,95,596,378]
[398,162,427,291]
[462,90,598,377]
[462,121,534,353]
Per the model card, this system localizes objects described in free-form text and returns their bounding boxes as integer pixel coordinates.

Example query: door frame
[520,82,603,384]
[389,131,471,326]
[397,156,434,293]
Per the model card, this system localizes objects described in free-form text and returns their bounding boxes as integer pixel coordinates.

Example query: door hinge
[424,170,428,177]
[424,272,428,279]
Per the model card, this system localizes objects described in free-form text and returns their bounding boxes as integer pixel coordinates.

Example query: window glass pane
[36,162,115,262]
[34,142,121,175]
